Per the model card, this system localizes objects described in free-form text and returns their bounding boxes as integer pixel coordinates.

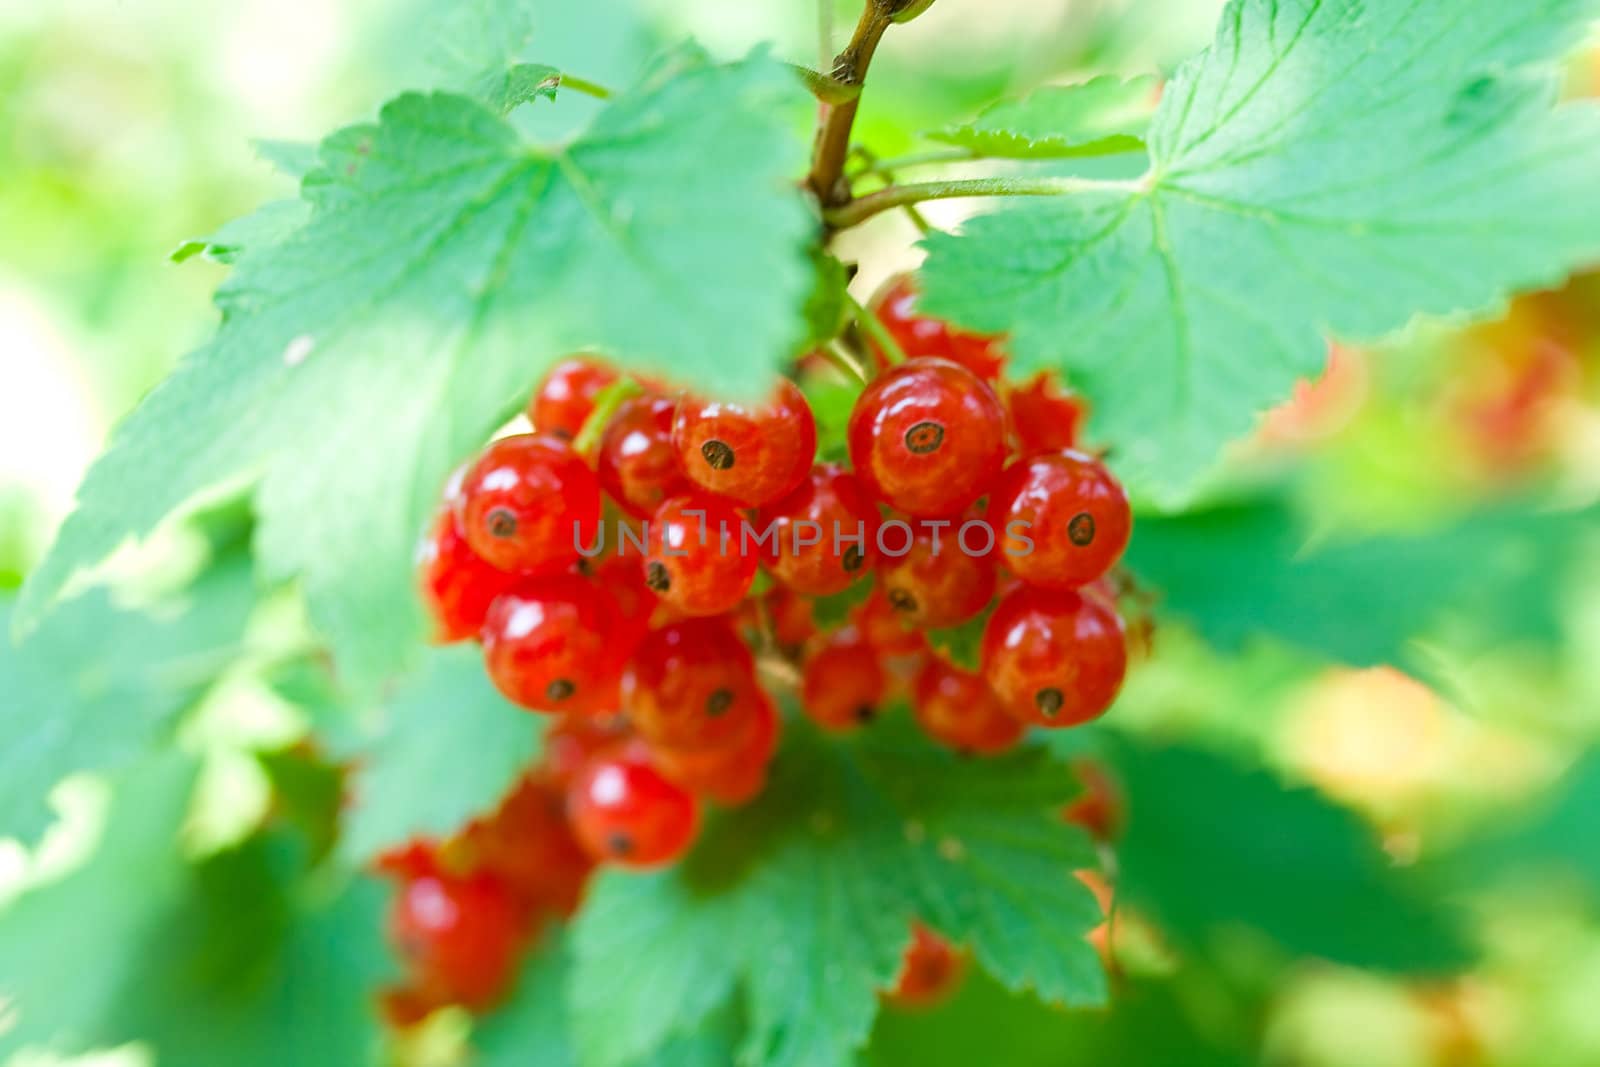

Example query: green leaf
[1443,752,1600,899]
[920,0,1600,499]
[472,61,563,114]
[475,937,742,1067]
[1110,740,1472,973]
[0,556,255,840]
[1127,496,1598,667]
[171,198,312,264]
[929,75,1156,159]
[254,138,321,179]
[19,47,813,689]
[341,643,541,863]
[802,376,862,465]
[801,249,851,351]
[0,755,391,1066]
[569,721,1106,1067]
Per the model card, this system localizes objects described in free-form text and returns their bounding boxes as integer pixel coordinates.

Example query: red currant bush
[758,463,881,596]
[876,513,997,629]
[621,617,761,751]
[801,626,888,731]
[597,393,692,518]
[870,273,1006,381]
[480,576,625,715]
[672,379,817,507]
[643,495,758,616]
[980,585,1127,727]
[848,357,1007,518]
[567,746,700,868]
[417,508,518,642]
[456,434,601,575]
[912,658,1024,755]
[990,449,1131,590]
[529,357,618,440]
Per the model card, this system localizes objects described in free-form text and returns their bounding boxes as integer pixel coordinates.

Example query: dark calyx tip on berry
[645,561,671,593]
[854,705,876,723]
[887,588,917,613]
[706,688,734,717]
[903,420,946,455]
[1067,512,1096,547]
[486,506,518,539]
[546,678,576,702]
[842,546,865,573]
[606,832,634,857]
[700,439,736,471]
[1035,688,1064,718]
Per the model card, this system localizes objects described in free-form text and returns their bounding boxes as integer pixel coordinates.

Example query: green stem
[807,4,896,205]
[558,73,613,100]
[571,378,643,457]
[822,339,873,386]
[824,175,1129,230]
[846,291,905,365]
[850,146,975,178]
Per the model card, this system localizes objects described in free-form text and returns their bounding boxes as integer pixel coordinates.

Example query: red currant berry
[584,549,658,654]
[1061,758,1124,842]
[990,450,1131,590]
[885,923,965,1008]
[383,846,528,1011]
[757,463,881,596]
[480,577,625,715]
[912,659,1024,755]
[454,775,593,917]
[870,274,1006,381]
[980,586,1127,727]
[529,357,617,440]
[654,691,780,806]
[762,585,818,651]
[672,380,816,507]
[541,714,631,786]
[801,627,887,731]
[622,617,760,750]
[597,394,692,518]
[644,496,758,616]
[847,358,1007,518]
[1007,373,1086,455]
[851,588,927,657]
[456,434,601,574]
[876,514,996,629]
[567,748,699,867]
[417,508,519,642]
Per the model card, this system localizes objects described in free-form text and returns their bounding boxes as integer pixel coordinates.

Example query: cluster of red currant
[404,273,1137,1007]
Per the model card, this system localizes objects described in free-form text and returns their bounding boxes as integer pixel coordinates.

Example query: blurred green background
[4,2,1600,1066]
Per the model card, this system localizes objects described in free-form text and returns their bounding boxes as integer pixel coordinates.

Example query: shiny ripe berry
[529,357,617,440]
[542,715,630,787]
[455,775,593,918]
[417,508,519,642]
[801,627,887,731]
[885,923,965,1008]
[980,586,1127,727]
[758,463,881,596]
[762,585,818,650]
[870,274,1006,381]
[622,617,760,750]
[672,380,817,507]
[876,515,997,629]
[848,358,1007,518]
[912,659,1024,755]
[568,749,699,867]
[597,394,692,518]
[384,851,527,1012]
[644,495,757,616]
[851,588,927,657]
[457,434,601,574]
[481,577,625,715]
[990,450,1131,590]
[654,691,780,806]
[1007,373,1086,455]
[585,549,657,655]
